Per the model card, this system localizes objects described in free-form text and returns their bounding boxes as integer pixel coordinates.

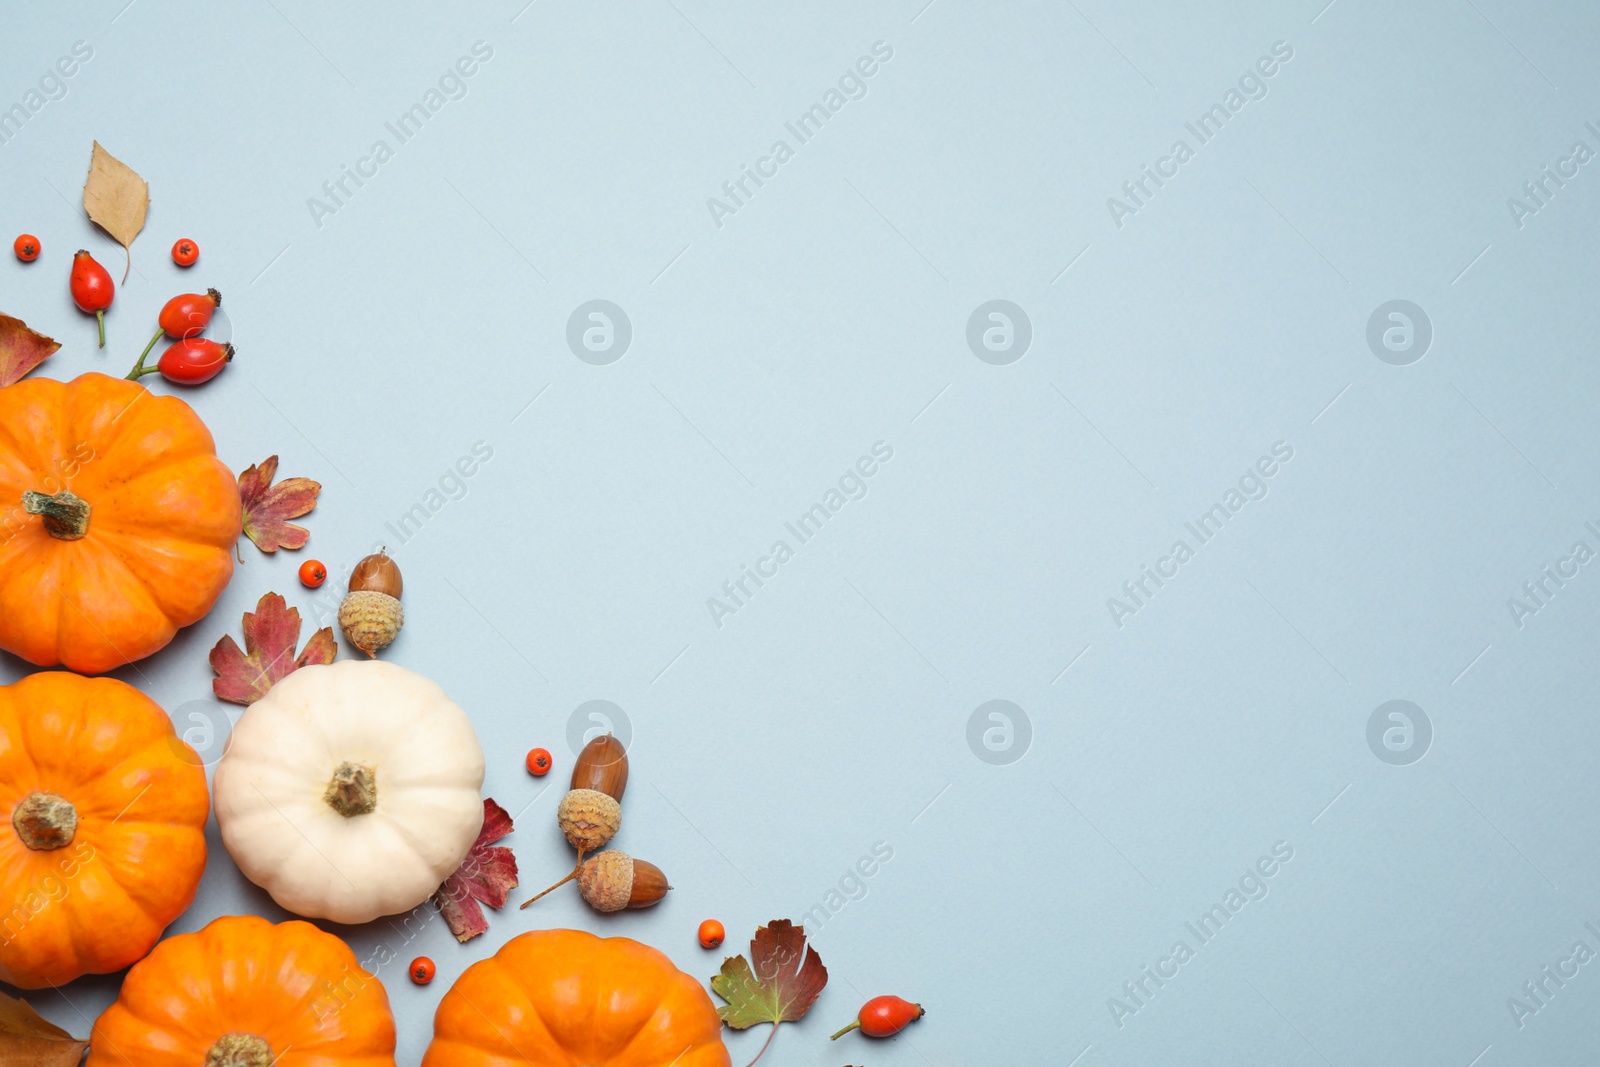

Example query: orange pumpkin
[89,914,398,1067]
[0,671,208,988]
[424,929,730,1067]
[0,372,240,674]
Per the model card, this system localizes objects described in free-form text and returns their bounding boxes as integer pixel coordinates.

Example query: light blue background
[4,1,1600,1064]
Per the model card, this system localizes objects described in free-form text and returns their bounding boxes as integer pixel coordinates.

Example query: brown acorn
[555,734,629,852]
[521,849,670,912]
[339,550,403,657]
[348,551,403,597]
[571,733,628,800]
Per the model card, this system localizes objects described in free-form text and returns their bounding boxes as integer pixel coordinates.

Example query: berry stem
[828,1021,861,1040]
[125,329,163,380]
[96,310,105,349]
[518,858,582,909]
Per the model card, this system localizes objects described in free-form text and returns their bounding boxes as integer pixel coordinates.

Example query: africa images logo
[1106,442,1293,628]
[705,41,894,229]
[1105,41,1294,229]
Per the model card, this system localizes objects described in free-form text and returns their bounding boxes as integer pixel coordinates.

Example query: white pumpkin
[213,659,485,924]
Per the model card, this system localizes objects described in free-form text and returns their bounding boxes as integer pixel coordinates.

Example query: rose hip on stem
[830,995,924,1040]
[70,250,114,347]
[158,289,220,339]
[126,337,233,385]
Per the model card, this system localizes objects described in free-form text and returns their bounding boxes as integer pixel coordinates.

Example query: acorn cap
[578,850,634,912]
[339,590,403,657]
[557,788,620,853]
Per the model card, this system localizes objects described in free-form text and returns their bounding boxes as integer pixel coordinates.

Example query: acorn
[338,550,404,656]
[557,734,629,853]
[520,849,670,912]
[578,850,670,912]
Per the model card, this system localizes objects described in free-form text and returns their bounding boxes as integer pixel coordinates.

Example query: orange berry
[298,559,327,588]
[526,747,552,776]
[698,919,725,949]
[172,238,199,267]
[410,956,435,984]
[13,235,39,262]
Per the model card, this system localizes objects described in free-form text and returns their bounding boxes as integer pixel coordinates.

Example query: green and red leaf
[712,919,828,1029]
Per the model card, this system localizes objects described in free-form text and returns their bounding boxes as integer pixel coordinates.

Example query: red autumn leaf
[434,798,519,942]
[0,314,61,388]
[209,592,337,705]
[712,919,828,1038]
[239,455,321,553]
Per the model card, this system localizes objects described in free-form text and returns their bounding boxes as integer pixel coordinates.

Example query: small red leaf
[209,592,337,705]
[434,798,519,943]
[239,455,321,553]
[0,314,61,388]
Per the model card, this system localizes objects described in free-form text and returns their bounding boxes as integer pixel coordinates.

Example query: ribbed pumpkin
[89,914,398,1067]
[0,671,208,988]
[424,929,730,1067]
[0,372,240,674]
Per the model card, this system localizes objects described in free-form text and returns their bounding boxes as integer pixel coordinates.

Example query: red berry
[526,748,552,776]
[409,956,435,985]
[13,235,39,262]
[172,239,199,267]
[698,919,725,949]
[158,289,220,338]
[299,560,327,588]
[155,338,233,385]
[70,251,114,348]
[832,995,924,1040]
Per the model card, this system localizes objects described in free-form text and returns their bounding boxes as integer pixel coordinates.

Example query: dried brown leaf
[0,989,88,1067]
[83,141,148,283]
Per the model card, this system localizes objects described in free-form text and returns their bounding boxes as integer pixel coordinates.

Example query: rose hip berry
[158,289,220,338]
[409,956,436,985]
[70,250,114,347]
[172,239,199,267]
[831,995,925,1040]
[698,919,725,949]
[13,235,39,262]
[125,337,233,385]
[526,748,552,776]
[299,560,327,588]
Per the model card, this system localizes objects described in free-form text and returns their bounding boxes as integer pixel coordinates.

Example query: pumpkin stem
[22,490,91,540]
[11,792,76,851]
[518,858,583,909]
[324,761,377,817]
[205,1033,274,1067]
